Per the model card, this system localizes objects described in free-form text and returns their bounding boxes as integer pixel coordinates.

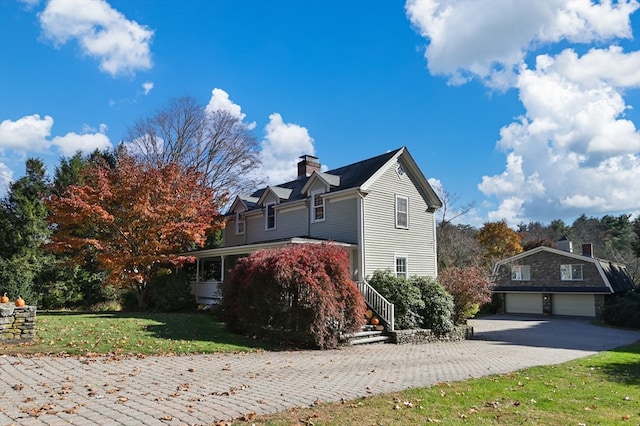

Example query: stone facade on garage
[492,239,635,319]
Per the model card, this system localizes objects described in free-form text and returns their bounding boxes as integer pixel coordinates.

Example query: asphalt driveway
[1,315,638,425]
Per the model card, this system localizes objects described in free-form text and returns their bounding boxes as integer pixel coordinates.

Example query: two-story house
[492,237,635,318]
[189,146,442,329]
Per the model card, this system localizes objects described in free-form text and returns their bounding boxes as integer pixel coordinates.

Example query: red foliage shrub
[223,243,366,349]
[439,266,493,324]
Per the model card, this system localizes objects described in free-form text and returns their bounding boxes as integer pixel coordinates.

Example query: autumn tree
[438,266,493,324]
[125,96,262,207]
[46,153,223,308]
[477,220,523,268]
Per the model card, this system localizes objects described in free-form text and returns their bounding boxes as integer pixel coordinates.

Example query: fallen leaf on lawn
[239,412,256,421]
[623,396,631,401]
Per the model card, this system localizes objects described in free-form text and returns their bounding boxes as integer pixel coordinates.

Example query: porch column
[220,255,225,282]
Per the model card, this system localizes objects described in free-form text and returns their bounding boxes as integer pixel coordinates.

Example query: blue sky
[1,0,639,227]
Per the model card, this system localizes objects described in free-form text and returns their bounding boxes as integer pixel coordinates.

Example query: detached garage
[492,240,635,319]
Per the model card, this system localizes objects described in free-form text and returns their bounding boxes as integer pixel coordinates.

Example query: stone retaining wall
[389,325,473,344]
[0,304,36,343]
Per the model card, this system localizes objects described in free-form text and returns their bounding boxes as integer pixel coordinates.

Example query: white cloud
[39,0,154,76]
[0,114,53,152]
[205,88,257,130]
[0,163,14,195]
[480,47,640,221]
[406,0,640,223]
[52,127,113,156]
[259,113,316,185]
[0,114,112,158]
[405,0,639,89]
[142,81,154,95]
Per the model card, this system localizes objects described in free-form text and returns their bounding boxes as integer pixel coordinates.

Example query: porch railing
[357,280,395,331]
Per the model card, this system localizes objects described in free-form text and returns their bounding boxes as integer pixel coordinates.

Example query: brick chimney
[297,155,320,178]
[582,243,593,257]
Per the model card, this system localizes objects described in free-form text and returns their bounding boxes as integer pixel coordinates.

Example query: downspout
[432,207,438,278]
[357,191,366,281]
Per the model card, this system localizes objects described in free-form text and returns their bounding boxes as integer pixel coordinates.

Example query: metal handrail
[356,280,395,331]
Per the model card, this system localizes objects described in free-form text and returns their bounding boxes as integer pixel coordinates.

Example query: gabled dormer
[228,195,259,235]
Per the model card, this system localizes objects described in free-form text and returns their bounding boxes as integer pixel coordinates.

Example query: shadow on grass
[40,310,279,351]
[597,343,640,386]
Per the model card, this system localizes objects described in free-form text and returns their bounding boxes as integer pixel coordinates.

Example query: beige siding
[310,195,358,243]
[223,217,245,247]
[362,159,437,278]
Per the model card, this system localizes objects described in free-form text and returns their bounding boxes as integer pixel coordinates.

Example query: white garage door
[505,293,543,314]
[552,294,595,317]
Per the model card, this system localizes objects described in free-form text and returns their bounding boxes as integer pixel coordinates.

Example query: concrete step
[350,334,391,345]
[341,328,390,345]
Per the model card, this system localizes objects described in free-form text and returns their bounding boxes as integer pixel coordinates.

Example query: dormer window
[311,191,325,222]
[265,203,276,230]
[235,213,245,235]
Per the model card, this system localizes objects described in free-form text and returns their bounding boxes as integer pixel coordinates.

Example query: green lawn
[234,342,640,425]
[2,311,271,356]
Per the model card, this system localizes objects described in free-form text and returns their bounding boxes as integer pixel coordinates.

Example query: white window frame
[265,203,276,230]
[395,255,408,279]
[235,213,245,235]
[511,264,530,281]
[311,190,325,223]
[395,195,409,229]
[560,264,583,281]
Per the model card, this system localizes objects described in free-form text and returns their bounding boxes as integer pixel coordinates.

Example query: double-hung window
[511,265,530,281]
[395,195,409,229]
[235,213,245,235]
[395,255,408,279]
[311,191,325,222]
[560,264,583,280]
[265,203,276,230]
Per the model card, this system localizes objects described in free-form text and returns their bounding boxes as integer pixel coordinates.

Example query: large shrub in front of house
[413,276,455,335]
[603,289,640,329]
[223,244,366,349]
[368,270,424,330]
[368,270,455,333]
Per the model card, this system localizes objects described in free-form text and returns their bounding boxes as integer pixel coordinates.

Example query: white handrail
[356,280,395,331]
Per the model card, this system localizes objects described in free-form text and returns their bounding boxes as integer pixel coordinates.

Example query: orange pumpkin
[0,292,8,303]
[365,310,374,320]
[370,317,379,326]
[15,296,25,307]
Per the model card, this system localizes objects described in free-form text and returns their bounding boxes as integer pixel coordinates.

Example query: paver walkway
[1,316,639,425]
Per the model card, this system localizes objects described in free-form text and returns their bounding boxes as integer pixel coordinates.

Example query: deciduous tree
[477,220,523,267]
[126,96,262,207]
[438,266,493,324]
[46,153,223,308]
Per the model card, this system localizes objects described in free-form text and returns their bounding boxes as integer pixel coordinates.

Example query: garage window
[560,264,583,280]
[511,265,530,281]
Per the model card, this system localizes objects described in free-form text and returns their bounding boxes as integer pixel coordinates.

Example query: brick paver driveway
[1,315,638,425]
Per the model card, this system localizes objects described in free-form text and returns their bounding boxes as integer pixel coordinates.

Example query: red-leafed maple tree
[224,243,366,349]
[46,153,224,308]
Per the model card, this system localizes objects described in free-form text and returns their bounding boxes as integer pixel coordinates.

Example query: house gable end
[361,147,442,212]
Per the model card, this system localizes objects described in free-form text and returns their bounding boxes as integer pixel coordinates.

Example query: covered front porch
[186,237,360,305]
